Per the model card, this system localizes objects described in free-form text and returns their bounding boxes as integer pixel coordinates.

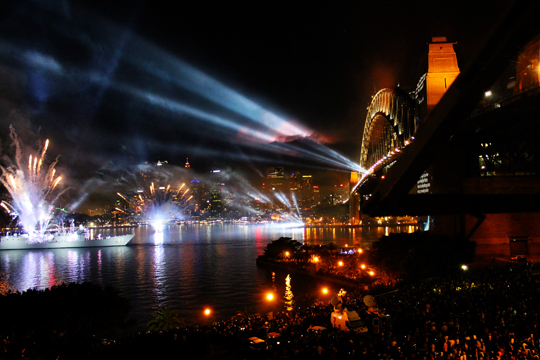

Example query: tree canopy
[262,237,303,259]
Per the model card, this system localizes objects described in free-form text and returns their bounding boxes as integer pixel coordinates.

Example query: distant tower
[349,172,360,225]
[420,37,460,232]
[425,37,460,113]
[185,158,190,168]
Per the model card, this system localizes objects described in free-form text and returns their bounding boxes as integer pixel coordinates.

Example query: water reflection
[154,231,164,245]
[1,251,60,292]
[97,250,102,282]
[152,244,165,302]
[284,274,294,311]
[0,224,416,327]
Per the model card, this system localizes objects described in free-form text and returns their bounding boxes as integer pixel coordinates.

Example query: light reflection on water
[0,224,416,329]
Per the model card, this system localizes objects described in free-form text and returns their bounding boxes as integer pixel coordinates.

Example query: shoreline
[256,256,379,289]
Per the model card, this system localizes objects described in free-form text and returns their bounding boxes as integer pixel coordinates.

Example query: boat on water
[0,230,134,250]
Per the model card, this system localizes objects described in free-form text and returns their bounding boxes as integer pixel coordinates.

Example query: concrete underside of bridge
[436,213,540,257]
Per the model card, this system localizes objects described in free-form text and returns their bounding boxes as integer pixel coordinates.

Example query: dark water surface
[0,224,416,329]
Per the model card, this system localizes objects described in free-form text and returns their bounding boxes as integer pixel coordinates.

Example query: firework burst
[0,126,66,238]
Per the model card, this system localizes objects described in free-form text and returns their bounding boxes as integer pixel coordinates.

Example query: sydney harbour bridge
[351,1,540,257]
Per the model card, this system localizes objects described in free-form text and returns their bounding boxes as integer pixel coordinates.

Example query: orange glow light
[204,308,211,316]
[361,264,366,269]
[266,293,274,301]
[338,261,343,267]
[322,288,328,294]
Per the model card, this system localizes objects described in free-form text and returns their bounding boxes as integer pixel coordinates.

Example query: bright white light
[151,220,165,233]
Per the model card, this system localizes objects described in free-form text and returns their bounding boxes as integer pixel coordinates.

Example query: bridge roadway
[359,0,540,218]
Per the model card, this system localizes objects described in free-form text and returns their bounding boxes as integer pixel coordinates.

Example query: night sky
[0,0,513,198]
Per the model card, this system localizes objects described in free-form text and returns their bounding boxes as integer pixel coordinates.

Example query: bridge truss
[359,88,416,171]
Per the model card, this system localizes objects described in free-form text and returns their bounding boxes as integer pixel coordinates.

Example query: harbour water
[0,223,416,330]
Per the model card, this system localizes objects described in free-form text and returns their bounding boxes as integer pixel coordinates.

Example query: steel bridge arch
[360,88,416,170]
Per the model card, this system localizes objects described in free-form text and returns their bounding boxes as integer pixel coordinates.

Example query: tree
[262,237,303,259]
[327,242,339,254]
[146,306,184,332]
[0,282,133,359]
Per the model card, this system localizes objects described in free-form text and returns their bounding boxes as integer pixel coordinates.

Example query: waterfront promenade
[102,259,540,360]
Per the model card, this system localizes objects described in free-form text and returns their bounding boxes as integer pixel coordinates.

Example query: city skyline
[84,159,350,217]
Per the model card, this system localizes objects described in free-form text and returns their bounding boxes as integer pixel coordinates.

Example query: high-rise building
[209,189,222,218]
[188,178,204,217]
[266,167,287,193]
[331,183,349,205]
[301,174,314,209]
[208,170,225,218]
[289,170,301,206]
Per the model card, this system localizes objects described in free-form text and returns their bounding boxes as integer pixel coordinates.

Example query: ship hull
[0,234,134,250]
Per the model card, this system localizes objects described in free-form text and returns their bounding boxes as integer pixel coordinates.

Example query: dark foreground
[1,259,539,359]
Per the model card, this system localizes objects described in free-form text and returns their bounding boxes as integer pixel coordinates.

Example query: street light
[204,308,211,316]
[322,287,329,295]
[266,292,274,301]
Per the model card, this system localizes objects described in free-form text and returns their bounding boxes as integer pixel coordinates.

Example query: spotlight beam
[0,6,367,174]
[129,39,311,139]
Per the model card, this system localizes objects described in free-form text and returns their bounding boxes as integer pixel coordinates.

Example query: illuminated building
[208,170,224,218]
[289,171,301,199]
[209,189,222,218]
[331,183,349,205]
[313,185,320,205]
[188,178,204,217]
[300,174,314,209]
[266,167,287,193]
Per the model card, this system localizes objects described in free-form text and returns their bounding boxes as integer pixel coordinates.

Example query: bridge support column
[349,172,360,225]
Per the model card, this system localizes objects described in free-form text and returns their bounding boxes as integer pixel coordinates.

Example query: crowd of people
[103,259,540,360]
